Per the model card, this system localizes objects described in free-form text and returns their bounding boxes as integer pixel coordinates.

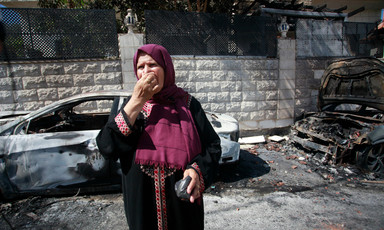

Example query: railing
[145,10,278,57]
[0,8,119,61]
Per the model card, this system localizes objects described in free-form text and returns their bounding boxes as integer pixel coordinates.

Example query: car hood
[318,57,384,112]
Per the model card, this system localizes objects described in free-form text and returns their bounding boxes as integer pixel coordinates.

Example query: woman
[96,44,221,230]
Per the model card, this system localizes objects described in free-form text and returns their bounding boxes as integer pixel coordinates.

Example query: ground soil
[1,141,384,230]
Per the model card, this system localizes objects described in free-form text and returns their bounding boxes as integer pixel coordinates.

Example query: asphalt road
[1,143,384,230]
[205,145,384,230]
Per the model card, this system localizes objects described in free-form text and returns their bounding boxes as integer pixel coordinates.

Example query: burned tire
[357,143,384,174]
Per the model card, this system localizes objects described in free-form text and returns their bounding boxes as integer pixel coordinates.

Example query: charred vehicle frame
[290,57,384,175]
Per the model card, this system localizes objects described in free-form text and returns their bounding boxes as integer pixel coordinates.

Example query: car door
[0,96,124,197]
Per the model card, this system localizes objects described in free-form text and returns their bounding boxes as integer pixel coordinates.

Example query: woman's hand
[123,73,159,125]
[183,168,201,203]
[132,72,159,103]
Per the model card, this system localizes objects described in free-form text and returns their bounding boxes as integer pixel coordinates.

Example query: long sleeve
[188,97,222,188]
[96,101,144,174]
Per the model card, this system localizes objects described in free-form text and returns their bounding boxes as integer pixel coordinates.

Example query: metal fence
[145,10,277,57]
[0,8,119,61]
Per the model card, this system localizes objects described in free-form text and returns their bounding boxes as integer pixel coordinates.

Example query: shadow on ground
[217,150,270,183]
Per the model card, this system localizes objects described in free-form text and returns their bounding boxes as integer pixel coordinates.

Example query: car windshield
[324,72,384,98]
[318,58,384,112]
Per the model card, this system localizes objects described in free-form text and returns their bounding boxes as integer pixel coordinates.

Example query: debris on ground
[238,135,266,144]
[244,136,384,184]
[267,135,288,142]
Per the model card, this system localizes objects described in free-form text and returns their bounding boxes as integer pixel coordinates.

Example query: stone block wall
[172,56,280,132]
[0,35,335,136]
[0,60,122,112]
[296,20,348,57]
[120,38,303,134]
[294,57,338,118]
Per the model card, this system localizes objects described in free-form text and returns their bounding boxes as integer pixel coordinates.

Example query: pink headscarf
[133,44,201,170]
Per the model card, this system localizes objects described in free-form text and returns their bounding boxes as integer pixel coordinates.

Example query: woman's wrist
[123,97,146,125]
[115,111,134,136]
[187,163,200,176]
[187,163,205,193]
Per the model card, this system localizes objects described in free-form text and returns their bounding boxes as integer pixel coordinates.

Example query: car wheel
[358,143,384,174]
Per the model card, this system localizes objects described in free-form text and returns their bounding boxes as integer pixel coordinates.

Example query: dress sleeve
[96,103,143,174]
[188,97,222,189]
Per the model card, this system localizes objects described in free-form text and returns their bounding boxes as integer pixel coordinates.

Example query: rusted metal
[291,58,384,174]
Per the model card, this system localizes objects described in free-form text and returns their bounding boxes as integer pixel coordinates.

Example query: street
[204,144,384,229]
[1,142,384,230]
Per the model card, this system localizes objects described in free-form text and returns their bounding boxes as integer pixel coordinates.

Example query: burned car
[291,57,384,174]
[0,91,240,199]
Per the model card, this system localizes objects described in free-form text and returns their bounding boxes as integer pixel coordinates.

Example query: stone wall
[294,57,339,119]
[0,35,334,136]
[0,59,122,112]
[119,37,303,134]
[173,56,280,133]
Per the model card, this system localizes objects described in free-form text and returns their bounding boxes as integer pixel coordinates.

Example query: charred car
[0,91,240,199]
[291,57,384,174]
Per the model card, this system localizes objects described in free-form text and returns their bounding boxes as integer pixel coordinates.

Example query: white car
[205,112,240,164]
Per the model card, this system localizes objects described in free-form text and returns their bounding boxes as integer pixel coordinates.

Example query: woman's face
[136,52,165,94]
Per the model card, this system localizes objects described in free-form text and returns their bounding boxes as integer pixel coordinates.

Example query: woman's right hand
[123,73,159,125]
[132,72,159,103]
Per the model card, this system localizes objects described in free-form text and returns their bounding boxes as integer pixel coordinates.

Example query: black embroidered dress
[96,95,221,230]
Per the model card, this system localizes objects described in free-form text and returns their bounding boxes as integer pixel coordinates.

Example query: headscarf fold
[133,44,201,170]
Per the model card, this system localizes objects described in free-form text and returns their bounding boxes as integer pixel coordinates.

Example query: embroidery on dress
[142,102,153,118]
[138,95,194,229]
[191,162,205,194]
[140,165,176,179]
[114,112,132,136]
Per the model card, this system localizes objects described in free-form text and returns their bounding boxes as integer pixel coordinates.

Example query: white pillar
[118,33,144,90]
[277,38,296,127]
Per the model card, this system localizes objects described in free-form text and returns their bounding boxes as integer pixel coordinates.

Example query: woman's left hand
[183,168,201,203]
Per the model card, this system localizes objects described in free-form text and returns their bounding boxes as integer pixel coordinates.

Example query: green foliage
[38,0,87,9]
